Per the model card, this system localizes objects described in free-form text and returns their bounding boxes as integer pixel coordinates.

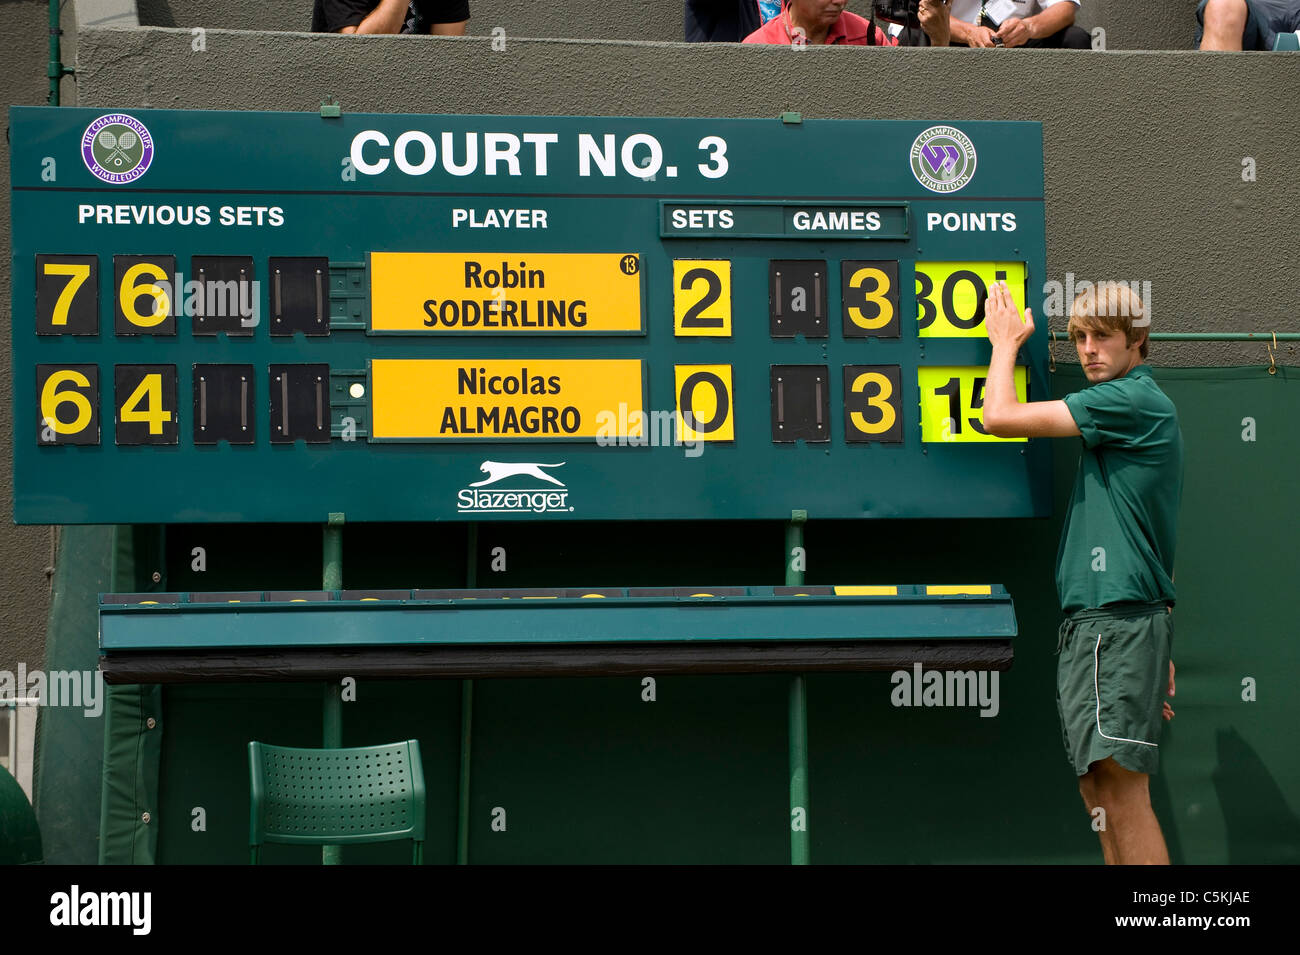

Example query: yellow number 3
[849,371,896,434]
[846,267,894,330]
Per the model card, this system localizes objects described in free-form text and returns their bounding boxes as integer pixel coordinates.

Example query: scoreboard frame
[10,107,1051,524]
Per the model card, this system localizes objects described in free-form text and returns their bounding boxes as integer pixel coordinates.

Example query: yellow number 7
[43,263,91,326]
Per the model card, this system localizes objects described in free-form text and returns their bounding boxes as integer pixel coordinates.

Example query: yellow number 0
[120,373,169,434]
[42,263,90,326]
[40,370,93,434]
[119,262,171,327]
[847,267,893,330]
[850,371,896,434]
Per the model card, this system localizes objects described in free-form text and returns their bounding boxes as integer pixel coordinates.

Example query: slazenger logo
[457,460,573,514]
[910,125,977,194]
[82,113,154,184]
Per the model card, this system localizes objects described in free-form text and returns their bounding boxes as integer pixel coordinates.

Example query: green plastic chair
[1275,31,1300,50]
[248,740,426,864]
[0,764,43,864]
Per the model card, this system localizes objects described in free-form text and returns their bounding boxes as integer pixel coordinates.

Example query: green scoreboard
[9,108,1050,523]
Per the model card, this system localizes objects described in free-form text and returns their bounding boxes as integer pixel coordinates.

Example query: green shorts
[1056,601,1173,777]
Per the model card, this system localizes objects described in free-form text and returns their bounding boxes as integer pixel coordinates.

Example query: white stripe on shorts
[1093,632,1158,747]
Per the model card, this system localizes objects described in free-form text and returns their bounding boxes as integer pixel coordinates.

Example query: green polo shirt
[1055,364,1183,614]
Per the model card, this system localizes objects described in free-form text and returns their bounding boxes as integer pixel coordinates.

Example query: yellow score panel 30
[915,261,1025,338]
[370,252,644,333]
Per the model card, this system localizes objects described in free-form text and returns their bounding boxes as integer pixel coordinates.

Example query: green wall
[135,365,1297,863]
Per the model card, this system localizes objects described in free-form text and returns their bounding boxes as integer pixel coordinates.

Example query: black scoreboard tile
[36,364,100,446]
[841,259,900,338]
[101,593,181,604]
[189,592,265,603]
[769,260,827,338]
[269,257,330,336]
[35,254,99,335]
[265,591,334,602]
[774,586,834,596]
[269,364,331,444]
[843,364,904,444]
[190,255,256,336]
[193,364,255,445]
[770,365,831,444]
[113,255,177,336]
[412,589,509,600]
[114,364,179,446]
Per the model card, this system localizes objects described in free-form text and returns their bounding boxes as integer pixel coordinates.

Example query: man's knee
[1087,756,1151,804]
[1204,0,1249,31]
[1059,24,1091,49]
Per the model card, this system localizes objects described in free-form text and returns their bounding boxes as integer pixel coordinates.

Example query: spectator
[949,1,1088,48]
[686,1,782,42]
[742,0,951,46]
[312,0,469,35]
[1197,0,1300,49]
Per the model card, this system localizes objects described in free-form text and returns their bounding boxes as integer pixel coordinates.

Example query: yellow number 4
[120,374,170,434]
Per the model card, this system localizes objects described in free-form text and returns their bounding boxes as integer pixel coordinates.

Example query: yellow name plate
[370,359,645,440]
[369,252,644,333]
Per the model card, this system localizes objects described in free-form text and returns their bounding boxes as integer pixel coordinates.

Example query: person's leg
[1078,771,1118,864]
[1023,25,1092,48]
[1088,756,1170,864]
[1199,0,1248,50]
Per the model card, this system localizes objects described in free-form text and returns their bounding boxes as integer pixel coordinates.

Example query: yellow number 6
[40,369,93,434]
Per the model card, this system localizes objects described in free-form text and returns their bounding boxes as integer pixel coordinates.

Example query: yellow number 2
[42,263,91,326]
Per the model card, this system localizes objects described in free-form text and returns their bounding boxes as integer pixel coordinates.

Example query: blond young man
[982,281,1183,864]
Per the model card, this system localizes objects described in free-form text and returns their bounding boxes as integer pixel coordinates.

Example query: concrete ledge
[74,0,139,30]
[66,28,1300,367]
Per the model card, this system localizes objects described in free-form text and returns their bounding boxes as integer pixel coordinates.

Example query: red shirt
[741,9,897,46]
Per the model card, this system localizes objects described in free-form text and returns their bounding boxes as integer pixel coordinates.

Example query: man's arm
[981,281,1081,438]
[919,0,952,47]
[951,14,997,46]
[998,1,1077,47]
[338,0,409,34]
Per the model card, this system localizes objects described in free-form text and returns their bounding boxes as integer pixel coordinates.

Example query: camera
[872,0,919,24]
[872,0,948,25]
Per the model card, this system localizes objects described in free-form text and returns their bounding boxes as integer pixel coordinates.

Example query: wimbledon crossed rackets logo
[81,114,154,184]
[909,125,977,194]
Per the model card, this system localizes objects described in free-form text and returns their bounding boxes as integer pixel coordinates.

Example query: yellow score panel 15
[915,261,1025,338]
[918,366,1028,443]
[370,252,644,333]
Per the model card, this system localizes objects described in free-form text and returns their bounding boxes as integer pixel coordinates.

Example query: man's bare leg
[1086,756,1170,864]
[1200,0,1248,50]
[1078,773,1118,864]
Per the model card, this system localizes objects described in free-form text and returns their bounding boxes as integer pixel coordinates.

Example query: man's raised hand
[919,0,952,46]
[984,280,1034,351]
